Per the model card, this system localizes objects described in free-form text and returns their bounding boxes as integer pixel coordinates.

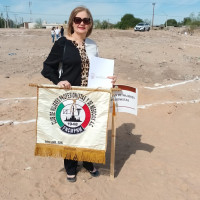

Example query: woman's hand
[57,80,71,89]
[107,75,117,85]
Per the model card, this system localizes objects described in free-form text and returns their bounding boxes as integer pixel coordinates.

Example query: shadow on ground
[98,123,155,177]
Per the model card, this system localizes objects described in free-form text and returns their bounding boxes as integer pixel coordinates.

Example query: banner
[35,85,111,164]
[111,85,138,115]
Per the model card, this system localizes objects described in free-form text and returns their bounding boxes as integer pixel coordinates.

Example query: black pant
[64,159,94,175]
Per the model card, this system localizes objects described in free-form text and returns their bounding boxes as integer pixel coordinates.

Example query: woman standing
[60,26,64,37]
[41,6,116,182]
[50,27,55,43]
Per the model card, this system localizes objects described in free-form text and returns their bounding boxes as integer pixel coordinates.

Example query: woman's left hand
[107,75,117,85]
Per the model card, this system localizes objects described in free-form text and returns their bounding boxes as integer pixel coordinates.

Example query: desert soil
[0,28,200,200]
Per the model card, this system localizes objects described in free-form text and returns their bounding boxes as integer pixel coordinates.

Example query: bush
[93,19,114,29]
[165,19,178,27]
[180,12,200,30]
[115,14,142,30]
[183,17,192,25]
[0,15,5,28]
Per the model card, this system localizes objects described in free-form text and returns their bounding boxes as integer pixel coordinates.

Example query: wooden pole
[110,99,116,179]
[29,83,120,93]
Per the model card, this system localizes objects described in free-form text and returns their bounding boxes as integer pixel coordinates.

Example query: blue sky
[0,0,199,25]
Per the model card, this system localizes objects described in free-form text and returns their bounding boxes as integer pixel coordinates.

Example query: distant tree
[34,18,43,29]
[0,14,16,28]
[93,19,102,29]
[165,19,178,27]
[0,13,5,28]
[8,19,15,28]
[182,17,192,25]
[197,12,200,21]
[190,19,200,28]
[101,20,108,29]
[184,12,200,27]
[115,14,142,29]
[177,21,183,27]
[178,12,200,32]
[189,12,195,21]
[121,14,135,29]
[101,20,114,29]
[114,21,121,29]
[93,19,114,29]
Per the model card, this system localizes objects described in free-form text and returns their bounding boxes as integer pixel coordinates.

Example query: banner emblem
[49,92,97,134]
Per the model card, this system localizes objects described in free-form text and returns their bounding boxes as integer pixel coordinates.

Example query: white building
[24,21,66,29]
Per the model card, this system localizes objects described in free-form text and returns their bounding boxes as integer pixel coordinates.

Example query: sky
[0,0,199,25]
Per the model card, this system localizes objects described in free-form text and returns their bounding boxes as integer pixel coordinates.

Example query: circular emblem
[56,99,91,134]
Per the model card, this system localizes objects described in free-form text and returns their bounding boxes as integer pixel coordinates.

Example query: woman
[60,26,64,37]
[41,6,116,182]
[51,27,55,43]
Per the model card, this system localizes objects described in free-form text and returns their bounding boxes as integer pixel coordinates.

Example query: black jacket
[41,37,82,86]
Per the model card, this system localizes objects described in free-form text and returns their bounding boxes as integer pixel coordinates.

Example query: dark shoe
[67,175,76,182]
[90,170,100,177]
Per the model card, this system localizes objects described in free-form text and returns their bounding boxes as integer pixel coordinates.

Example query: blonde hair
[67,6,93,37]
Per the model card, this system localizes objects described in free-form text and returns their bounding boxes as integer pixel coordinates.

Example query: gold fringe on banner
[35,143,105,164]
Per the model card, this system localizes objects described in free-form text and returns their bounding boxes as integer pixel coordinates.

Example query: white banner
[111,85,138,116]
[35,86,111,163]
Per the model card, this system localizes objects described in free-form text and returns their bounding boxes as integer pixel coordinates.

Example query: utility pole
[14,14,18,27]
[4,19,6,28]
[19,17,24,27]
[29,1,32,22]
[4,6,10,28]
[152,3,156,29]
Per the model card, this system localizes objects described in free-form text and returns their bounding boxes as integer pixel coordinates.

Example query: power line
[1,9,188,21]
[5,9,187,18]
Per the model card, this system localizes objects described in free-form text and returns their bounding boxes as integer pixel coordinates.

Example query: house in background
[23,21,67,29]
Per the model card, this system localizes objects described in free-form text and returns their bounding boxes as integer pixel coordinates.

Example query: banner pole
[110,99,116,179]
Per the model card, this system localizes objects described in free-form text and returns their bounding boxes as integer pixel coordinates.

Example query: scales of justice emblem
[56,99,91,134]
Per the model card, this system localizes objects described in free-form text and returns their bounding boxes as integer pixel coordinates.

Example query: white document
[88,56,114,88]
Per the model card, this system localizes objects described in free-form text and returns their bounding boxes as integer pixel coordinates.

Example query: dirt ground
[0,28,200,200]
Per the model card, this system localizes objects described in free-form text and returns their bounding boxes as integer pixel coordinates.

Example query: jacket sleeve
[85,38,99,57]
[41,40,63,85]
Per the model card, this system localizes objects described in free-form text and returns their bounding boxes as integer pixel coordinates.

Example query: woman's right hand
[57,80,71,89]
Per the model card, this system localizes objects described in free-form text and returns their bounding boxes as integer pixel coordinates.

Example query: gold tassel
[35,143,105,164]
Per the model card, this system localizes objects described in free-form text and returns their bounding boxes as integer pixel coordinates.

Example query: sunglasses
[73,17,91,25]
